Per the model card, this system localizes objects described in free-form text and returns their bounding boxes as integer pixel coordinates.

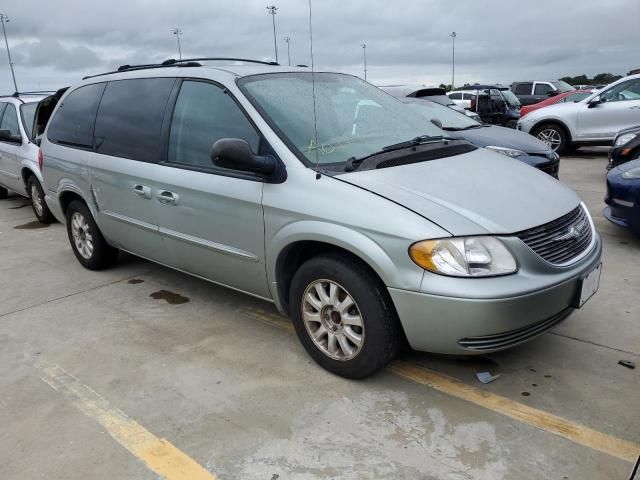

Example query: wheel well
[20,168,36,189]
[275,241,385,316]
[532,120,572,143]
[58,191,86,216]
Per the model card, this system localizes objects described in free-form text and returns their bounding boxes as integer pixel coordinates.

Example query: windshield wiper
[442,125,482,131]
[344,135,450,172]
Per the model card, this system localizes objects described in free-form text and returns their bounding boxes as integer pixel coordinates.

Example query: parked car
[511,80,575,106]
[604,159,640,236]
[517,74,640,154]
[41,59,602,378]
[467,85,521,128]
[446,90,475,109]
[0,92,56,222]
[608,125,640,169]
[401,97,560,177]
[380,85,481,121]
[520,90,591,118]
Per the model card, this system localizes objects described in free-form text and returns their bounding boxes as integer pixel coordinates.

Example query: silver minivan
[41,60,602,378]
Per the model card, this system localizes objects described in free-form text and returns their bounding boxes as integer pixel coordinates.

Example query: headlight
[614,133,637,147]
[485,146,526,158]
[409,236,518,277]
[622,167,640,179]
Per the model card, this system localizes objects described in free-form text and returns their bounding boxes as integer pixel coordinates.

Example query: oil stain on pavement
[150,289,190,305]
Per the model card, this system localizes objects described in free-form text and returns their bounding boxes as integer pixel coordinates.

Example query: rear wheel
[66,200,118,270]
[533,123,569,154]
[289,254,401,379]
[27,176,55,224]
[0,186,7,199]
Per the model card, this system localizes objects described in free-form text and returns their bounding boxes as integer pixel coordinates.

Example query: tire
[504,119,518,129]
[66,200,118,270]
[289,254,401,379]
[533,123,569,155]
[0,186,7,199]
[27,176,55,224]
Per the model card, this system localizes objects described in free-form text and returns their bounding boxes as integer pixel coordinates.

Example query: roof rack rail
[162,57,279,66]
[82,61,202,80]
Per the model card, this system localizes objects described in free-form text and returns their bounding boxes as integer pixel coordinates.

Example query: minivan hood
[454,125,551,154]
[338,148,580,235]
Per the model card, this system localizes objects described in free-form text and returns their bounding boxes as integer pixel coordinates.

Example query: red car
[520,90,591,118]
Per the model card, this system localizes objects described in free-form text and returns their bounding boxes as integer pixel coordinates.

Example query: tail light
[38,148,43,170]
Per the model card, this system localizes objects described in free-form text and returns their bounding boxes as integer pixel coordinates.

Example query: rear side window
[0,103,19,136]
[47,83,106,148]
[167,81,260,169]
[20,103,38,139]
[448,92,462,100]
[94,78,175,163]
[514,83,532,95]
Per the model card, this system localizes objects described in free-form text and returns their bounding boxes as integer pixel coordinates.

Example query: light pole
[266,5,278,63]
[450,31,456,90]
[172,28,183,60]
[361,42,367,81]
[283,35,291,66]
[0,14,18,93]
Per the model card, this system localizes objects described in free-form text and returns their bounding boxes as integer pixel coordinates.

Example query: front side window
[534,83,554,95]
[20,102,38,139]
[94,78,175,162]
[601,79,640,103]
[448,92,462,100]
[167,81,261,170]
[0,103,20,137]
[47,83,106,148]
[239,73,442,167]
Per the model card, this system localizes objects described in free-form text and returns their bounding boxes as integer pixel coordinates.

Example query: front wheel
[0,186,7,199]
[289,254,401,379]
[28,176,55,224]
[533,123,569,154]
[66,200,118,270]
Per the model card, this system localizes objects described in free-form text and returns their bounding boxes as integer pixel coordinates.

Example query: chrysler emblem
[553,220,586,242]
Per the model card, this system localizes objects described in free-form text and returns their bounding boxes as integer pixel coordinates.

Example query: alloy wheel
[536,128,562,152]
[70,212,94,259]
[31,183,43,217]
[301,279,364,361]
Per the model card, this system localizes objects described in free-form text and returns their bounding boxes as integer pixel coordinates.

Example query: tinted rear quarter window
[0,103,19,136]
[94,78,175,163]
[514,83,532,95]
[47,83,106,147]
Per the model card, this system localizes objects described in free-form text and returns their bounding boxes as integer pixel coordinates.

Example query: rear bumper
[388,238,602,355]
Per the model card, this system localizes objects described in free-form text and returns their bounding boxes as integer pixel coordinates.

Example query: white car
[446,90,475,109]
[0,93,56,222]
[517,74,640,154]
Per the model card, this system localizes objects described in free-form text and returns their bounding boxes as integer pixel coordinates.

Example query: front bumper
[388,234,602,355]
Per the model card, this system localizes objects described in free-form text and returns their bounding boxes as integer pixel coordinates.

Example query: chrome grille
[516,205,593,265]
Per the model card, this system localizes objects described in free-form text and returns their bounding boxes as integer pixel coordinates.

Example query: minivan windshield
[239,73,445,167]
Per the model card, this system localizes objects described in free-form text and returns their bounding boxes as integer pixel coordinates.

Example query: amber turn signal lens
[409,240,439,272]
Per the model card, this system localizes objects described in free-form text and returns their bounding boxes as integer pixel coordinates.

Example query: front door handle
[132,184,151,199]
[157,190,179,206]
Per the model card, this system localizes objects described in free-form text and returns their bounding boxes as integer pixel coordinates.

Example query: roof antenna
[308,0,321,180]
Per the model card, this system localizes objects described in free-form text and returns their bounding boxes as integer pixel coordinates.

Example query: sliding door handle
[132,184,151,199]
[157,190,179,206]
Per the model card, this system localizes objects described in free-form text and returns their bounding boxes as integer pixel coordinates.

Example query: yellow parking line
[240,307,640,464]
[38,362,217,480]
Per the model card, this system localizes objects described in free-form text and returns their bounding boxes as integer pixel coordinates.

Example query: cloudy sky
[1,0,638,93]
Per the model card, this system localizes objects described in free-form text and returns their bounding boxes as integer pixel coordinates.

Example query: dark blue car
[604,159,640,236]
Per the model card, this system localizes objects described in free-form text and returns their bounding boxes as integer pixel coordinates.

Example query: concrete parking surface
[1,150,639,480]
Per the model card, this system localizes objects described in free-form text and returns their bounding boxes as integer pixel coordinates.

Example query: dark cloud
[0,0,638,92]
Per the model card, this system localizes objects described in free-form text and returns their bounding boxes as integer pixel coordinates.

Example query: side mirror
[210,138,276,175]
[430,118,443,129]
[547,90,558,97]
[587,96,601,108]
[0,129,21,144]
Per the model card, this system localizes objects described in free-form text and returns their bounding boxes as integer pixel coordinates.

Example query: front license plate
[577,263,602,308]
